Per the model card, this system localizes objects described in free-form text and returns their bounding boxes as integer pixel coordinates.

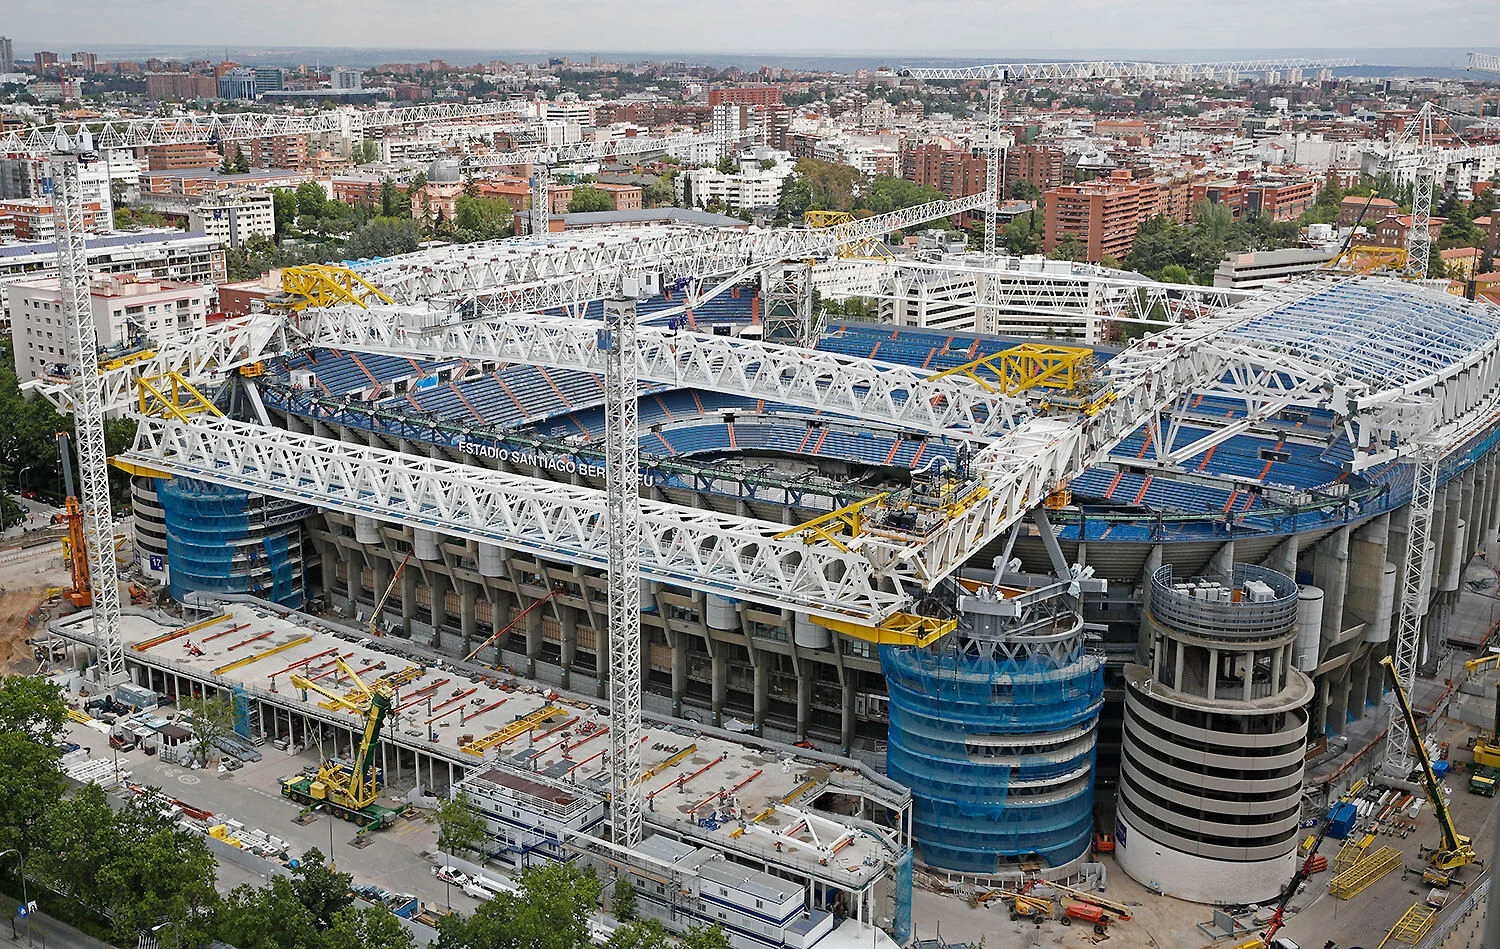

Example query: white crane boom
[898,57,1357,82]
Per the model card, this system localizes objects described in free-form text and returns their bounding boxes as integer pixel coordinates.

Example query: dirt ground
[0,534,80,673]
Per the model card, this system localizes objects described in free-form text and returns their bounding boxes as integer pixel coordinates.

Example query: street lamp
[0,848,32,947]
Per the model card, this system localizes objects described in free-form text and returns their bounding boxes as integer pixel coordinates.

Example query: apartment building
[1004,145,1066,192]
[1338,195,1398,227]
[708,86,784,108]
[145,72,217,101]
[10,273,212,382]
[0,198,104,241]
[187,189,276,248]
[1191,173,1319,222]
[147,142,219,172]
[1042,171,1159,262]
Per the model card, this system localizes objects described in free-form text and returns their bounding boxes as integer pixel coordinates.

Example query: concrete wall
[1113,810,1295,904]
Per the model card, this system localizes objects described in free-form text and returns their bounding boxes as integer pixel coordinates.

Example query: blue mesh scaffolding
[156,478,303,607]
[881,644,1105,874]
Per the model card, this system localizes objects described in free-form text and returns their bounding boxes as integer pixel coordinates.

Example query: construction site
[9,55,1500,949]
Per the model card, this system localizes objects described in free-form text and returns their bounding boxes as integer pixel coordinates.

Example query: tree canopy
[568,186,615,214]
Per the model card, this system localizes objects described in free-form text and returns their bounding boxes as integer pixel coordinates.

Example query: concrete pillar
[1266,534,1300,579]
[708,636,727,727]
[752,650,769,735]
[320,545,339,604]
[460,582,478,656]
[796,660,813,742]
[429,571,449,647]
[670,630,688,715]
[524,597,545,679]
[1313,526,1351,641]
[400,559,417,637]
[559,606,578,691]
[1208,540,1235,577]
[1313,675,1331,737]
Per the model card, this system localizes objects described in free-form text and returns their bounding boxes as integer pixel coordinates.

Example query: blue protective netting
[156,478,303,607]
[881,644,1105,874]
[893,848,913,944]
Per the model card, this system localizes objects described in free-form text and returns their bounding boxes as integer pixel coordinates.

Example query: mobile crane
[1261,815,1334,943]
[56,433,91,608]
[1381,655,1480,872]
[281,656,398,828]
[1464,651,1500,768]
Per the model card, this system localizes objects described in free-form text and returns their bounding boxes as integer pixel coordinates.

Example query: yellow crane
[1381,656,1479,872]
[281,656,399,828]
[1464,651,1500,767]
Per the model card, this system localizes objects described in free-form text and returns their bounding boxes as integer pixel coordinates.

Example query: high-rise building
[70,51,99,72]
[331,67,363,91]
[188,189,276,248]
[708,85,783,108]
[218,67,257,101]
[253,66,285,96]
[1042,170,1159,263]
[0,37,14,73]
[33,51,59,72]
[147,142,219,172]
[1004,144,1066,193]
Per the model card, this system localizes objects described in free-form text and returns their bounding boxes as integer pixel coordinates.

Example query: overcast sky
[4,0,1497,56]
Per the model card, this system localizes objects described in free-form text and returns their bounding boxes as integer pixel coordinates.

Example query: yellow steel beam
[773,494,889,552]
[642,743,697,780]
[804,210,854,228]
[811,612,957,647]
[461,705,563,756]
[273,264,395,311]
[135,372,226,423]
[212,634,314,675]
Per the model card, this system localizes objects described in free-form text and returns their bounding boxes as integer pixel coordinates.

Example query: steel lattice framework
[462,129,753,169]
[1385,455,1438,777]
[1471,52,1500,74]
[0,102,528,154]
[27,316,289,413]
[52,155,125,689]
[300,307,1027,439]
[898,58,1357,82]
[123,416,911,621]
[602,299,644,846]
[362,194,990,306]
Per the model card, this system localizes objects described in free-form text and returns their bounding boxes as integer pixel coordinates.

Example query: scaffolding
[881,640,1104,873]
[155,478,304,607]
[1382,903,1438,945]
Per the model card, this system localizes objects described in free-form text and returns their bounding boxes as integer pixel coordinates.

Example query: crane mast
[1380,655,1475,870]
[51,146,125,690]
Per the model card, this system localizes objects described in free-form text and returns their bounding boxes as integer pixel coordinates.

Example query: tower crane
[896,58,1357,332]
[283,655,398,828]
[15,101,521,695]
[1469,52,1500,74]
[1380,655,1479,872]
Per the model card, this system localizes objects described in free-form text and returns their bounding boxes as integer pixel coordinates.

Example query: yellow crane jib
[134,371,226,423]
[773,494,890,553]
[1325,245,1408,276]
[272,264,394,311]
[929,343,1106,409]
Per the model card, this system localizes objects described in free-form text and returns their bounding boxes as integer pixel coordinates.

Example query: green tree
[606,918,668,949]
[179,692,236,766]
[288,846,354,929]
[1438,200,1485,250]
[343,218,420,259]
[717,155,738,174]
[1047,234,1084,262]
[1159,263,1194,284]
[213,878,321,949]
[0,675,67,743]
[438,862,601,949]
[326,904,418,949]
[682,173,695,209]
[858,176,945,216]
[271,188,299,236]
[33,781,118,912]
[1003,214,1041,256]
[98,794,219,943]
[0,732,66,858]
[568,186,615,214]
[680,923,732,949]
[611,875,638,922]
[777,173,812,223]
[379,177,409,218]
[454,196,514,242]
[295,181,327,219]
[436,790,488,859]
[794,157,863,211]
[643,174,676,208]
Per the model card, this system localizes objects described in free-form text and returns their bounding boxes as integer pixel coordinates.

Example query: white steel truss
[602,298,644,846]
[363,194,990,306]
[26,315,289,414]
[1407,166,1436,279]
[300,307,1027,439]
[462,129,752,170]
[0,102,528,154]
[1384,455,1438,777]
[1471,52,1500,74]
[898,58,1357,82]
[123,416,911,622]
[52,155,125,689]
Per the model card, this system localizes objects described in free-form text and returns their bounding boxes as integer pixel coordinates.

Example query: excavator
[1382,656,1480,873]
[56,433,91,608]
[280,656,398,829]
[1464,651,1500,768]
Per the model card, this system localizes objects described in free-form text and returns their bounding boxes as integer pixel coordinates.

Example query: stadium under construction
[51,224,1500,913]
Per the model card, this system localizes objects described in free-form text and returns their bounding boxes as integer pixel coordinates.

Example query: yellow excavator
[1381,656,1479,872]
[281,656,398,828]
[1465,652,1500,768]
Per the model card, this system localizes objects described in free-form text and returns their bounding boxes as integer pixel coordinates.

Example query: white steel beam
[301,307,1027,439]
[26,315,289,414]
[1384,454,1438,777]
[463,130,751,170]
[122,416,912,622]
[365,194,990,306]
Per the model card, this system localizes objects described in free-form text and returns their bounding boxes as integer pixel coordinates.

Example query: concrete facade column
[1312,526,1351,640]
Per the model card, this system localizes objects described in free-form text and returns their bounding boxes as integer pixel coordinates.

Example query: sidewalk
[0,910,115,949]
